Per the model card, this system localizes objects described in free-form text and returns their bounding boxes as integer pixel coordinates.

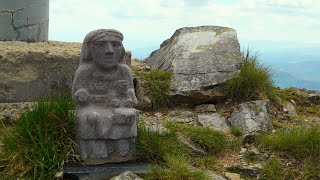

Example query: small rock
[196,104,216,113]
[54,171,63,178]
[248,146,259,155]
[225,172,241,180]
[205,170,226,180]
[168,110,178,116]
[239,148,247,154]
[154,112,162,117]
[243,134,256,145]
[290,99,296,105]
[282,101,298,117]
[177,132,207,156]
[110,171,144,180]
[145,65,151,71]
[227,166,260,178]
[180,111,194,117]
[198,113,229,132]
[144,123,168,134]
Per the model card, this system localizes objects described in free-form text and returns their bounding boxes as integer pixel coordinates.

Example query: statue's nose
[105,43,114,54]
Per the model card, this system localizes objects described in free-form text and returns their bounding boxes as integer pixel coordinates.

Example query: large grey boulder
[229,100,273,134]
[146,26,242,103]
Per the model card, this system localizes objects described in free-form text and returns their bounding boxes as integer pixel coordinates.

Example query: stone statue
[72,29,138,164]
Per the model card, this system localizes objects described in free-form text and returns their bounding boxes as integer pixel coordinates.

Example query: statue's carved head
[80,29,126,68]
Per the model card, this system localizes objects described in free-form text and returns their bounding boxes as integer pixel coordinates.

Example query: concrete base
[63,162,149,180]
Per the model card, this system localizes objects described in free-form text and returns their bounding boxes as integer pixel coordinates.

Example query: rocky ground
[1,41,320,179]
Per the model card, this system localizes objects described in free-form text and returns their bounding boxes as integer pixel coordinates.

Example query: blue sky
[49,0,320,58]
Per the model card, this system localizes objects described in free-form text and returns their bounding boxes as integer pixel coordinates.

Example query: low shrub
[225,49,274,101]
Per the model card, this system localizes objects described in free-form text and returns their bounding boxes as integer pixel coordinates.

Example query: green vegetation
[137,122,228,179]
[274,88,302,102]
[224,50,274,101]
[260,156,283,180]
[196,45,206,50]
[257,126,320,179]
[297,106,320,118]
[216,27,233,36]
[136,70,173,110]
[257,126,320,158]
[243,152,258,163]
[230,126,243,137]
[166,123,227,154]
[0,92,76,179]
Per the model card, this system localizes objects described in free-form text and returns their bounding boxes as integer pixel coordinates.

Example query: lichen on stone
[196,45,206,50]
[215,27,234,36]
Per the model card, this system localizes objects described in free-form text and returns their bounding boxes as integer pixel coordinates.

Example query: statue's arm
[122,65,138,106]
[72,66,91,104]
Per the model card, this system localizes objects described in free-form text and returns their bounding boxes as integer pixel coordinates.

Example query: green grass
[137,122,229,179]
[135,70,173,110]
[257,126,320,179]
[0,92,76,179]
[257,126,320,158]
[224,49,274,101]
[260,156,284,180]
[146,155,209,180]
[166,123,227,155]
[297,106,320,117]
[230,126,243,137]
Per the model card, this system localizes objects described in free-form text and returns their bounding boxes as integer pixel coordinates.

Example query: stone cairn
[72,29,138,164]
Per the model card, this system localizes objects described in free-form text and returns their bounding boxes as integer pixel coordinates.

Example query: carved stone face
[91,35,122,69]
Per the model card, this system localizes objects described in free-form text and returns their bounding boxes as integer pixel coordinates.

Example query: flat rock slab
[63,162,149,180]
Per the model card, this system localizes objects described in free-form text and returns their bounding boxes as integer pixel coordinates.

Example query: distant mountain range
[131,40,320,90]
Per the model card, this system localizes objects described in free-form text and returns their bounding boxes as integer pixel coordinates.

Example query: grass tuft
[136,70,173,110]
[230,126,243,137]
[257,126,320,159]
[0,92,76,179]
[166,123,227,155]
[225,49,274,101]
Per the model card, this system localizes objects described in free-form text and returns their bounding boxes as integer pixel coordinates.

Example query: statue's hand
[130,89,138,106]
[74,89,89,104]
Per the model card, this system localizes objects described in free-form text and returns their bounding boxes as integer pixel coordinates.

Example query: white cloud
[49,0,320,53]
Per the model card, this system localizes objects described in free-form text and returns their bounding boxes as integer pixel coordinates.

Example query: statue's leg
[116,138,131,156]
[87,139,108,159]
[78,139,88,160]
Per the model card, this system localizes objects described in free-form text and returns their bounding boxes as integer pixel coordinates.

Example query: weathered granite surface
[229,100,273,134]
[146,26,242,104]
[72,29,138,164]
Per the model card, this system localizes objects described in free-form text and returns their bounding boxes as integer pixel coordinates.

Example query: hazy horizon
[48,0,320,90]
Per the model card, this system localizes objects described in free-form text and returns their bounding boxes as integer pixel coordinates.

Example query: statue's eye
[112,42,121,48]
[93,42,106,46]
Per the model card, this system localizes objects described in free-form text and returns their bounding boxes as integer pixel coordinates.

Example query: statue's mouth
[104,55,114,60]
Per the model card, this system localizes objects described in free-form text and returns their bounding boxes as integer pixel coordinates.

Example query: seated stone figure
[72,29,138,164]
